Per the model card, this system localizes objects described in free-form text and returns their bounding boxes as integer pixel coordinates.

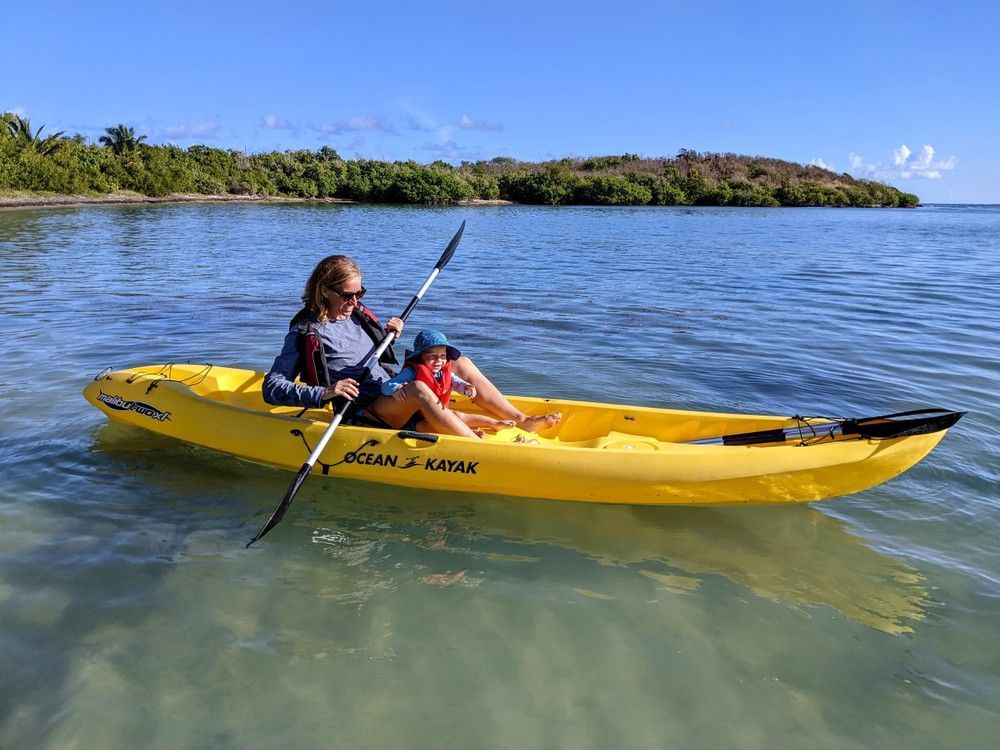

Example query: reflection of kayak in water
[334,489,929,635]
[85,364,962,506]
[358,490,928,634]
[90,427,928,634]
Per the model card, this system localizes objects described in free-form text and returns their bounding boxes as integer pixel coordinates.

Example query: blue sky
[3,1,998,202]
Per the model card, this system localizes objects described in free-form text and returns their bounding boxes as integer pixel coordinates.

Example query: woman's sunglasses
[325,285,366,302]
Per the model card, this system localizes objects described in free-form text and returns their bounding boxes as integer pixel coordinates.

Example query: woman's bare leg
[365,382,480,438]
[453,356,561,432]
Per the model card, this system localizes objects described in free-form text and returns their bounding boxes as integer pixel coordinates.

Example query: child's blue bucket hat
[406,329,461,362]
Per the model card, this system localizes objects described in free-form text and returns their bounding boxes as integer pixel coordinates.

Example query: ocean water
[0,203,997,748]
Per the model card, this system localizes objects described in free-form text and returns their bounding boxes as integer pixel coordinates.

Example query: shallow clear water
[1,203,997,748]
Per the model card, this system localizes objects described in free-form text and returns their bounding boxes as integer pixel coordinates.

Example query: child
[381,329,517,435]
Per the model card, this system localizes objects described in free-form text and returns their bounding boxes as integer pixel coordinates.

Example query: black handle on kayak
[397,430,439,443]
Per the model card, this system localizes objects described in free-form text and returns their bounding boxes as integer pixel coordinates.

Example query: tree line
[1,114,919,207]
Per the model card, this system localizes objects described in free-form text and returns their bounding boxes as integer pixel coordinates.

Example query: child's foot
[518,412,562,433]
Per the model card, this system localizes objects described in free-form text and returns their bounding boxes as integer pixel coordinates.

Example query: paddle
[246,221,466,547]
[684,408,965,446]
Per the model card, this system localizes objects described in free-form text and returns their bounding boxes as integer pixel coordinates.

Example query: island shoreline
[0,192,515,211]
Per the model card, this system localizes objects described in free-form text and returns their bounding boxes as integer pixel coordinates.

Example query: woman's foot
[518,413,562,433]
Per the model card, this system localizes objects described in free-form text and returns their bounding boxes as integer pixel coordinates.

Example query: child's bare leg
[457,412,516,431]
[453,356,562,433]
[366,383,480,438]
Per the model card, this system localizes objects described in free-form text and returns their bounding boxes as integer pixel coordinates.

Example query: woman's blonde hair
[302,255,362,321]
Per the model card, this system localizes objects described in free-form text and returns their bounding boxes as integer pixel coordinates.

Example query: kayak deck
[84,364,960,505]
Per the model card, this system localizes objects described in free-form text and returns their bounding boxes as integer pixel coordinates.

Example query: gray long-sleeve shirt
[262,313,394,408]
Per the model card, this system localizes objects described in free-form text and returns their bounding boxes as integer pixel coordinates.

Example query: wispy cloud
[849,144,956,180]
[261,114,293,129]
[458,114,503,132]
[810,157,834,171]
[403,116,435,132]
[316,115,397,136]
[399,99,443,133]
[163,120,220,139]
[420,140,480,162]
[399,99,458,146]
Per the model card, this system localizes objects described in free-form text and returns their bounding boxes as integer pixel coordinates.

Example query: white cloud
[316,115,396,135]
[459,114,503,132]
[849,144,955,180]
[810,157,834,171]
[163,120,220,139]
[261,114,292,129]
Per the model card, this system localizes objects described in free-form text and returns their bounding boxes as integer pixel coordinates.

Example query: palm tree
[3,113,66,155]
[98,124,147,155]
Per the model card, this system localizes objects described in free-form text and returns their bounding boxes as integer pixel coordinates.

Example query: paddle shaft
[687,420,846,446]
[246,222,464,547]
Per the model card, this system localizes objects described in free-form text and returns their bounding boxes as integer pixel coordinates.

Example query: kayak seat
[595,431,661,451]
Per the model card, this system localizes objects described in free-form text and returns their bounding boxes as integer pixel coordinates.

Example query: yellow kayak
[84,364,963,506]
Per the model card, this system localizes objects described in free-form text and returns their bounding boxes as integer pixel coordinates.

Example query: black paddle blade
[843,409,966,439]
[246,463,312,547]
[436,221,465,271]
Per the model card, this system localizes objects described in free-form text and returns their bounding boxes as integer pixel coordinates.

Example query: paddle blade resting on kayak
[84,363,964,507]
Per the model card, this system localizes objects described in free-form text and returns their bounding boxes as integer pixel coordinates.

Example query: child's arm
[381,366,417,397]
[450,373,477,399]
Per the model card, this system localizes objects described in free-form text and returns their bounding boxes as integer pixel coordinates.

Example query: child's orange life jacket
[410,360,453,407]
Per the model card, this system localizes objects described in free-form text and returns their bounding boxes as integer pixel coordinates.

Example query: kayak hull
[84,364,953,505]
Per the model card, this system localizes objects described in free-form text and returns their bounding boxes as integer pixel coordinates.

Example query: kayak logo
[339,440,478,475]
[97,391,171,422]
[424,458,479,474]
[343,450,404,468]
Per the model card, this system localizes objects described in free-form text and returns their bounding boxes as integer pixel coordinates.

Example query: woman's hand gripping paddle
[246,221,465,547]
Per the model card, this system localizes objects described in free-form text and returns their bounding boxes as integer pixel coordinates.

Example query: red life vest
[411,360,453,407]
[300,324,329,387]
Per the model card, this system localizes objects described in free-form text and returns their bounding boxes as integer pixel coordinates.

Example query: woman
[262,254,560,438]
